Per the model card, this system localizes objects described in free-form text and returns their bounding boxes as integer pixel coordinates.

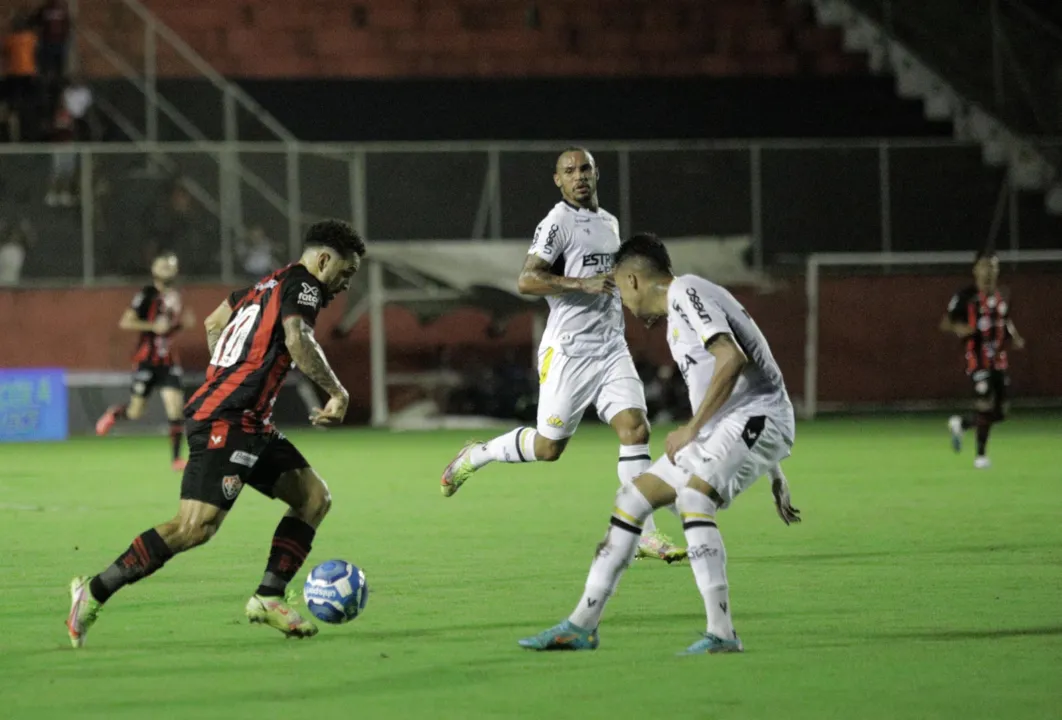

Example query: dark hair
[974,248,997,263]
[614,233,672,275]
[305,219,366,259]
[154,249,177,262]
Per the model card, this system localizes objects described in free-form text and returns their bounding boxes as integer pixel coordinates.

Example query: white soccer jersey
[527,201,625,357]
[666,274,794,440]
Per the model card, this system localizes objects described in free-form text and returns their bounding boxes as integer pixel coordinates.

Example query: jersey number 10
[210,305,261,368]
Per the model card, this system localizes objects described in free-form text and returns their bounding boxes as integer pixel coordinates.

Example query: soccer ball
[303,559,369,624]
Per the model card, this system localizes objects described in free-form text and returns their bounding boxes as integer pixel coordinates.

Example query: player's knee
[627,473,675,511]
[306,483,332,524]
[614,483,654,522]
[676,482,719,517]
[168,518,220,551]
[125,404,144,420]
[293,475,332,526]
[535,437,566,462]
[615,420,650,447]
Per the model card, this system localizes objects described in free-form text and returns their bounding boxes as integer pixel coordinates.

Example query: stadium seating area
[79,0,865,78]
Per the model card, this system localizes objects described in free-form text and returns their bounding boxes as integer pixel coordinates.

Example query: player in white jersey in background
[518,233,801,655]
[440,148,685,562]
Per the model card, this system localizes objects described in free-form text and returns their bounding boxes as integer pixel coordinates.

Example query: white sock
[568,484,653,629]
[677,486,735,640]
[469,427,538,469]
[617,443,656,533]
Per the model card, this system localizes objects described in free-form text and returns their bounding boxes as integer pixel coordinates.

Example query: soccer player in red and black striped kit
[940,250,1025,469]
[67,220,365,647]
[95,252,195,471]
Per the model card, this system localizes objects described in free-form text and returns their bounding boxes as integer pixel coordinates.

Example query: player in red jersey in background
[940,249,1025,469]
[96,252,196,471]
[68,220,365,647]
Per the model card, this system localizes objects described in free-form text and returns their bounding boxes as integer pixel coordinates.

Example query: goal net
[802,250,1062,418]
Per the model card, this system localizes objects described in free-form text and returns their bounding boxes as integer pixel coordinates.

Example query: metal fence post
[351,150,368,239]
[286,144,301,260]
[879,142,892,257]
[488,147,502,239]
[750,144,763,271]
[618,147,632,237]
[145,20,158,142]
[80,148,94,284]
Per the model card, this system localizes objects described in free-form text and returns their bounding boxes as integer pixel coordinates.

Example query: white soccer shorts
[535,344,647,440]
[647,410,793,510]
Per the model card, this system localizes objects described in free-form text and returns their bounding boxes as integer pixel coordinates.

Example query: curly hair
[305,219,366,259]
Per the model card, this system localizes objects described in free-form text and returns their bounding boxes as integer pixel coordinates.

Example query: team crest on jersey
[298,282,320,308]
[221,475,244,501]
[255,278,279,291]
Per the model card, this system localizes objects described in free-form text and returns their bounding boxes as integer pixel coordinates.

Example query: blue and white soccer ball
[303,559,369,624]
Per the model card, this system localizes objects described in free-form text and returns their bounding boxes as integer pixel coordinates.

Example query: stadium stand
[78,0,865,78]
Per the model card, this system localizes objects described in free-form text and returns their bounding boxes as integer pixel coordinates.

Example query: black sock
[961,414,975,431]
[88,528,174,604]
[113,404,128,421]
[975,411,993,457]
[256,516,316,597]
[169,421,184,461]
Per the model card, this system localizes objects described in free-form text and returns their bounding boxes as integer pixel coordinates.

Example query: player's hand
[665,425,697,463]
[1013,335,1026,350]
[771,474,801,526]
[310,391,349,428]
[152,317,172,335]
[579,274,616,295]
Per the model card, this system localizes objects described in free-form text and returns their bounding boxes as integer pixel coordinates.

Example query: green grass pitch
[2,416,1061,719]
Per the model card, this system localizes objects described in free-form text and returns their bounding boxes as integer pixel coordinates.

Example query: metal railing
[67,0,301,284]
[1,138,1059,285]
[848,0,1062,137]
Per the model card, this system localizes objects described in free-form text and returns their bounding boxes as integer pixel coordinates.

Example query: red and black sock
[88,528,174,604]
[975,411,993,457]
[169,421,184,461]
[256,516,316,598]
[112,404,128,421]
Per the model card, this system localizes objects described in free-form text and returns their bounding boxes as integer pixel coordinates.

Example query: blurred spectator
[45,102,76,205]
[2,8,39,141]
[0,217,35,285]
[0,98,15,142]
[142,179,213,275]
[237,224,281,277]
[60,74,97,140]
[31,0,68,92]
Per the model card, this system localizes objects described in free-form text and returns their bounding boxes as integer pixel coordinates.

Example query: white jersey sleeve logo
[528,201,626,358]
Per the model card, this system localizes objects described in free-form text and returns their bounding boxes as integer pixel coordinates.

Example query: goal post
[803,250,1062,419]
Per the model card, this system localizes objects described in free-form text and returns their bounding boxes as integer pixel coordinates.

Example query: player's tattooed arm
[517,256,614,296]
[284,316,349,427]
[203,300,233,356]
[283,316,346,399]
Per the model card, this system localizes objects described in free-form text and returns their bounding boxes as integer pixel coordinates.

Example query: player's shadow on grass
[875,625,1062,642]
[744,541,1055,564]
